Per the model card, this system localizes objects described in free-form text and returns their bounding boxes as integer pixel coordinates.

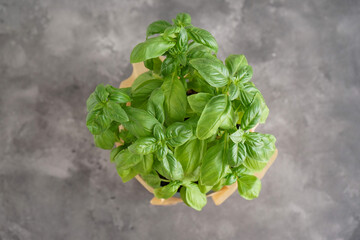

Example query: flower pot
[117,61,278,206]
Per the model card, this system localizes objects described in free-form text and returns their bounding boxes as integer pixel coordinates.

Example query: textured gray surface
[1,0,360,239]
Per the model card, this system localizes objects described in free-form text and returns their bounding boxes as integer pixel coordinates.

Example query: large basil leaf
[230,129,245,143]
[154,181,181,199]
[162,77,187,125]
[175,27,188,52]
[130,36,175,63]
[122,107,159,138]
[110,145,126,163]
[86,92,100,112]
[114,149,143,170]
[159,152,184,180]
[241,93,262,131]
[153,124,165,141]
[226,140,238,167]
[187,75,215,94]
[196,94,229,140]
[235,65,253,83]
[175,139,205,177]
[147,88,165,124]
[219,102,236,130]
[187,43,213,59]
[166,122,193,147]
[187,27,218,53]
[161,55,179,76]
[141,170,161,188]
[128,137,158,155]
[189,58,229,87]
[245,132,276,161]
[200,142,227,186]
[225,54,248,76]
[146,20,172,39]
[103,101,128,123]
[180,183,207,211]
[243,158,268,172]
[237,175,261,200]
[187,93,213,114]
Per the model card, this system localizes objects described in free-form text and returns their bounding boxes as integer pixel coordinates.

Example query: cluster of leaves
[86,13,276,211]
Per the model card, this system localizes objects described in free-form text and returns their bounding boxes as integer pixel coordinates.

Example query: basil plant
[86,13,276,211]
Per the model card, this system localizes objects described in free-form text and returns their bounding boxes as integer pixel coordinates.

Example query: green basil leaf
[232,164,253,176]
[200,142,227,186]
[187,93,213,114]
[175,27,188,52]
[187,42,214,59]
[161,56,178,76]
[154,181,181,199]
[245,132,276,161]
[93,127,118,150]
[132,78,163,108]
[128,137,158,155]
[122,107,159,138]
[196,94,229,140]
[189,58,229,87]
[163,25,181,40]
[187,27,218,53]
[175,139,205,177]
[105,85,131,103]
[241,93,262,131]
[243,158,268,172]
[110,145,126,163]
[153,124,165,141]
[229,83,239,100]
[180,183,207,211]
[95,84,109,103]
[144,57,162,74]
[141,170,161,188]
[219,103,236,130]
[117,168,138,183]
[237,175,261,200]
[147,88,165,124]
[235,65,253,83]
[146,20,172,39]
[86,108,112,135]
[237,82,259,110]
[225,54,248,76]
[130,36,175,63]
[198,183,212,194]
[187,75,215,94]
[103,101,128,123]
[166,122,193,147]
[230,129,245,143]
[159,152,184,180]
[237,142,247,166]
[133,154,153,174]
[227,140,238,167]
[114,149,143,170]
[174,13,191,26]
[119,128,136,144]
[156,145,168,160]
[224,174,237,185]
[162,77,187,125]
[86,92,100,112]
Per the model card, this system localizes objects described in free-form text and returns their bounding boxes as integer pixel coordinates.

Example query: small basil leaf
[235,65,253,83]
[161,56,179,76]
[189,58,229,87]
[117,168,138,183]
[232,164,253,176]
[105,85,131,103]
[174,13,191,27]
[159,152,184,180]
[128,137,158,155]
[147,88,165,124]
[180,183,207,211]
[196,94,229,140]
[243,158,268,172]
[110,145,126,163]
[103,102,129,123]
[130,36,175,63]
[156,145,168,160]
[154,181,181,199]
[166,122,193,147]
[175,27,188,52]
[146,20,172,39]
[187,27,218,53]
[245,132,276,161]
[237,142,247,166]
[241,93,262,131]
[225,54,248,76]
[132,78,163,108]
[230,129,245,143]
[153,124,165,141]
[86,92,100,112]
[224,174,237,185]
[237,175,261,200]
[133,154,153,174]
[95,84,109,103]
[86,108,112,135]
[229,83,239,100]
[227,140,238,167]
[187,93,213,114]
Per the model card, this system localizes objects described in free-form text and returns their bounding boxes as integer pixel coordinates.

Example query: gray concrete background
[0,0,359,239]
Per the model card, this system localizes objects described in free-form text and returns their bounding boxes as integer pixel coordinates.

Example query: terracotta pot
[117,61,278,206]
